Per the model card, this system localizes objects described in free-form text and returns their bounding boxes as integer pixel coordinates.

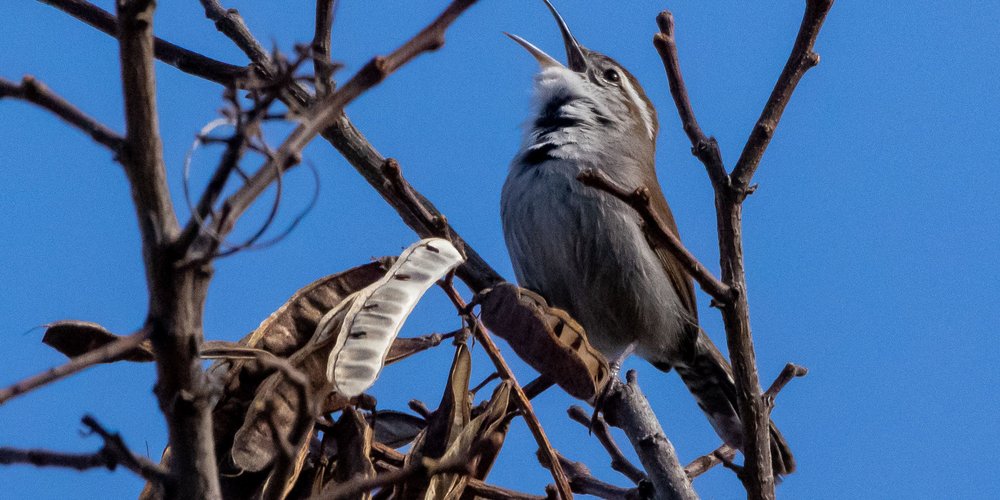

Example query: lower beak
[505,32,562,69]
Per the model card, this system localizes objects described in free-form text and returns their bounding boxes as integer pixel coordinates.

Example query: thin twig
[315,436,495,500]
[440,283,573,500]
[471,372,501,395]
[0,75,124,156]
[556,454,638,500]
[652,11,727,188]
[683,444,736,480]
[577,168,733,304]
[567,406,645,485]
[730,0,835,192]
[763,363,808,411]
[0,415,171,488]
[80,415,172,486]
[204,0,482,260]
[684,361,805,481]
[0,327,150,405]
[312,0,337,96]
[39,0,248,85]
[198,0,271,69]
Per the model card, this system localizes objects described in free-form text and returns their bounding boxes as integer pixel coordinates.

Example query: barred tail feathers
[672,332,796,475]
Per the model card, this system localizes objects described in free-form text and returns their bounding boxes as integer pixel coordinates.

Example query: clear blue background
[2,1,998,498]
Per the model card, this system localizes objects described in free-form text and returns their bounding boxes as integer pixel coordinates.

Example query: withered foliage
[0,1,832,498]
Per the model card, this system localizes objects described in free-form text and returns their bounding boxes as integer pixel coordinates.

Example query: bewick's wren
[501,1,794,475]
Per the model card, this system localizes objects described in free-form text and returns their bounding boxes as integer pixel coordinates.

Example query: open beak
[506,0,588,73]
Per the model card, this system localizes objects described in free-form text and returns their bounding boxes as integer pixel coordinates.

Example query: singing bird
[500,1,794,474]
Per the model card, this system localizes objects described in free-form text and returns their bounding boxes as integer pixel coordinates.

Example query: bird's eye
[603,68,621,83]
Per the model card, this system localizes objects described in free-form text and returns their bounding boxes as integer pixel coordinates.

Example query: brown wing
[645,181,699,322]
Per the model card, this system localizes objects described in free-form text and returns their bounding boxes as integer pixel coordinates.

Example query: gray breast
[501,159,688,362]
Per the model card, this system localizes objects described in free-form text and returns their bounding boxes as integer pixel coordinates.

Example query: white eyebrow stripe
[618,75,655,141]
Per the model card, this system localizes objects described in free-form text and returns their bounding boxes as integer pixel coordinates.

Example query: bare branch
[0,327,149,405]
[0,415,170,488]
[314,435,496,500]
[441,283,573,500]
[568,405,646,485]
[556,454,638,500]
[198,1,271,70]
[464,480,547,500]
[205,0,482,259]
[522,375,555,400]
[684,365,803,480]
[602,371,698,500]
[0,75,124,156]
[653,4,832,497]
[763,363,808,411]
[116,0,177,243]
[0,447,108,470]
[730,0,835,192]
[371,448,546,500]
[312,0,337,96]
[652,11,726,187]
[80,415,172,486]
[46,0,505,294]
[39,0,247,85]
[683,444,736,480]
[577,168,733,304]
[115,1,220,497]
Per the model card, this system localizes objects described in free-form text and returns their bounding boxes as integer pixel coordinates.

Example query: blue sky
[2,1,998,498]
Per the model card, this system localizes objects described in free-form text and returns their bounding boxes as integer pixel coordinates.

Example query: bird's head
[507,0,658,162]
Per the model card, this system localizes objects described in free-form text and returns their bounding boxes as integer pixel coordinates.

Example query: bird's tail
[672,332,796,476]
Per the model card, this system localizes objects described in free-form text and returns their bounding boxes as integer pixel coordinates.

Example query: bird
[500,0,795,475]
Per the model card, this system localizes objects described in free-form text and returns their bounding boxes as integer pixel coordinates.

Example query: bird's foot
[589,347,632,430]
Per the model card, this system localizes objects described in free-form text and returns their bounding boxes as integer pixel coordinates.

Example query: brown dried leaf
[230,305,349,472]
[428,382,513,499]
[456,381,514,481]
[217,262,388,476]
[240,260,392,357]
[478,283,610,400]
[259,420,314,500]
[400,343,472,498]
[322,408,376,497]
[41,320,154,362]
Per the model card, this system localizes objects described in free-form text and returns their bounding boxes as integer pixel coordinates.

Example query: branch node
[806,51,821,68]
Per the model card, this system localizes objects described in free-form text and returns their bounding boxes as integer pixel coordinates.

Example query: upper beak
[505,0,588,73]
[542,0,588,72]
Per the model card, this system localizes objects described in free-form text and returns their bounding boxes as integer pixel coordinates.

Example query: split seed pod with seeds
[320,238,465,397]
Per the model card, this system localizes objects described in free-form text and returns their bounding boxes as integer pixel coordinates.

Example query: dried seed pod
[323,238,465,397]
[479,283,610,400]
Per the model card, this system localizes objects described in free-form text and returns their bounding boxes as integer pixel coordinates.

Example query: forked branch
[205,0,481,259]
[0,415,170,487]
[684,364,807,480]
[651,4,832,498]
[39,0,247,85]
[731,0,834,191]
